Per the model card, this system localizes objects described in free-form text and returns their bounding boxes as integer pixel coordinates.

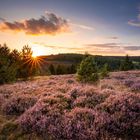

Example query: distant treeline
[0,43,140,84]
[40,53,140,72]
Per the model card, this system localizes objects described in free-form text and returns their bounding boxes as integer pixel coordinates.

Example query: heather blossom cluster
[2,94,37,115]
[96,93,140,137]
[0,71,140,139]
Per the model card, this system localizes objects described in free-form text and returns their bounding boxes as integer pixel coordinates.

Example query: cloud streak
[33,42,140,56]
[0,17,5,22]
[34,42,83,51]
[70,23,94,31]
[85,43,120,48]
[124,46,140,51]
[108,36,119,40]
[85,43,140,51]
[128,7,140,27]
[0,12,69,35]
[128,20,140,27]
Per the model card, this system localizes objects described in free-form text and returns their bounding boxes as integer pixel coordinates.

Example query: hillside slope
[0,71,140,139]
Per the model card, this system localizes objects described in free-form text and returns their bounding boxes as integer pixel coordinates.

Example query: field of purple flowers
[0,71,140,140]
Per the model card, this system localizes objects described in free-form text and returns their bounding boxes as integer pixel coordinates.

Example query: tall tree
[77,56,99,83]
[49,64,55,75]
[120,55,134,71]
[19,45,34,80]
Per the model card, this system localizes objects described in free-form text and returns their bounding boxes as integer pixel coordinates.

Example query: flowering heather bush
[0,89,13,99]
[101,89,116,97]
[123,79,134,87]
[0,94,5,107]
[73,93,107,109]
[43,94,72,111]
[96,93,140,137]
[69,86,98,99]
[131,82,140,92]
[67,79,75,84]
[2,94,37,115]
[17,101,65,139]
[100,83,114,90]
[17,94,72,130]
[63,107,109,140]
[0,71,140,139]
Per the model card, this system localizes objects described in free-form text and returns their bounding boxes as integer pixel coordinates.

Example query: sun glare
[31,45,49,57]
[32,53,37,58]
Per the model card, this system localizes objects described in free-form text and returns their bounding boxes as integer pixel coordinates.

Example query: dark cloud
[124,46,140,51]
[108,36,118,39]
[85,43,140,52]
[34,42,83,51]
[85,43,120,48]
[0,13,69,35]
[0,17,5,22]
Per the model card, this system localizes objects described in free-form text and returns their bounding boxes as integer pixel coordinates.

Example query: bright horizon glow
[0,0,140,56]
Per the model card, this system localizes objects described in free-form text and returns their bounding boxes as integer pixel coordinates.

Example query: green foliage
[18,45,36,80]
[49,64,55,75]
[100,63,109,78]
[77,56,99,83]
[0,44,19,84]
[120,55,134,71]
[0,44,39,84]
[67,64,76,74]
[56,65,63,75]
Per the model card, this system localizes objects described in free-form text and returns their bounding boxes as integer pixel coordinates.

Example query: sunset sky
[0,0,140,56]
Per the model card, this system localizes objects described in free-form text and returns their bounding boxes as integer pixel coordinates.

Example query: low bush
[131,83,140,92]
[96,93,140,137]
[2,94,37,115]
[73,93,107,109]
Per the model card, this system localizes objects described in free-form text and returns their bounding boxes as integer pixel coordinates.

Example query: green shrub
[100,63,109,78]
[77,56,99,83]
[0,45,19,84]
[120,55,134,71]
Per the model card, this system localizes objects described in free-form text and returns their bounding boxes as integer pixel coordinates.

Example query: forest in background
[0,43,140,84]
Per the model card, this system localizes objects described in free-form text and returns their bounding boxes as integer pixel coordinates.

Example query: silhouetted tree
[70,64,76,74]
[0,44,18,84]
[49,64,55,75]
[120,55,134,71]
[56,65,63,75]
[19,45,34,80]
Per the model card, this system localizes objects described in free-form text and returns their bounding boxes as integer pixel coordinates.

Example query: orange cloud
[0,13,69,35]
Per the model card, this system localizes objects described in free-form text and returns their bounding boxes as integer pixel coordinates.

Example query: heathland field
[0,71,140,140]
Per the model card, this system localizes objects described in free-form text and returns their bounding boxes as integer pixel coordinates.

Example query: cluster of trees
[77,56,109,83]
[0,43,137,84]
[77,54,134,83]
[48,64,76,75]
[0,44,77,84]
[0,44,38,84]
[45,53,140,71]
[119,55,134,71]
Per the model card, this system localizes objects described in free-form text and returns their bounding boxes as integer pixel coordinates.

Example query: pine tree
[120,55,134,71]
[56,65,63,75]
[49,64,55,75]
[100,63,109,78]
[77,56,99,83]
[19,45,34,80]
